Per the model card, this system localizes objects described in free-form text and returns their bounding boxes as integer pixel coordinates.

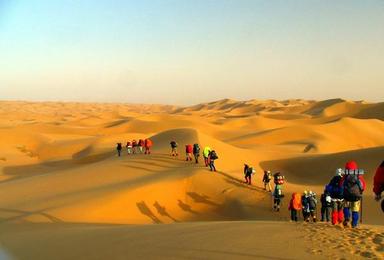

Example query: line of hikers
[169,141,219,172]
[115,140,384,221]
[280,161,367,228]
[247,160,384,223]
[116,139,153,156]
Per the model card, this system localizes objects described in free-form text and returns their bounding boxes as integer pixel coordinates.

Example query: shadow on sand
[0,208,63,224]
[136,201,162,224]
[177,200,198,215]
[186,192,219,207]
[153,201,178,222]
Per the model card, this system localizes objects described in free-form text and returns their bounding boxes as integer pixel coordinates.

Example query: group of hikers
[116,139,153,156]
[169,141,219,172]
[269,160,384,228]
[116,140,219,172]
[115,140,384,227]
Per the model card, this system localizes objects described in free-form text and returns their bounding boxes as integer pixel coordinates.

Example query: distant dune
[0,99,383,259]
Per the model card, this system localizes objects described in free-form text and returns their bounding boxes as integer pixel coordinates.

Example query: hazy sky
[0,0,383,104]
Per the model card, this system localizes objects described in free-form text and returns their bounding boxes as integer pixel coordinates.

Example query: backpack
[145,139,153,147]
[274,185,284,198]
[210,150,218,160]
[302,196,310,212]
[274,172,285,185]
[321,193,332,207]
[326,176,343,199]
[193,144,200,154]
[186,144,193,153]
[343,174,363,201]
[170,141,177,148]
[246,167,254,175]
[308,195,317,210]
[292,193,302,210]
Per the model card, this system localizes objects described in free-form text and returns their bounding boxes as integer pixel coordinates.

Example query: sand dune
[0,99,383,259]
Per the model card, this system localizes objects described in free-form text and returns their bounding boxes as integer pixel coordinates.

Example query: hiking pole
[360,197,363,224]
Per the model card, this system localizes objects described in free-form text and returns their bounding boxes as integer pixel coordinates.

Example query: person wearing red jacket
[341,161,366,228]
[373,161,384,202]
[185,144,193,161]
[138,139,145,154]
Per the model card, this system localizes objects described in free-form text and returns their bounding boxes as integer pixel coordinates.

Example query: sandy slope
[0,99,383,259]
[0,222,383,259]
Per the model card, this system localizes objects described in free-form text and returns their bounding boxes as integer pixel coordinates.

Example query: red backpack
[274,172,285,185]
[145,139,153,147]
[186,144,193,153]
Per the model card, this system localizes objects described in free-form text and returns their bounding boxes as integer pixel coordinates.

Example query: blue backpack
[326,176,343,199]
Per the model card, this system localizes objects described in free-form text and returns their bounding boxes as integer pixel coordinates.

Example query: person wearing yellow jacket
[203,146,211,167]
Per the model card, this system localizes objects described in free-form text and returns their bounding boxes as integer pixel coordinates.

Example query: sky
[0,0,383,105]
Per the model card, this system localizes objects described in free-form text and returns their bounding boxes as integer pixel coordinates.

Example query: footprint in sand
[309,249,323,254]
[221,188,234,194]
[372,235,383,246]
[359,251,376,258]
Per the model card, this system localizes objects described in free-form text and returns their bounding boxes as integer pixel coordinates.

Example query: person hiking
[126,141,132,155]
[132,140,138,154]
[307,191,317,222]
[185,144,193,161]
[243,164,255,185]
[288,192,302,222]
[208,150,218,172]
[273,183,284,212]
[170,141,178,156]
[341,161,366,228]
[373,160,384,203]
[138,139,145,154]
[116,143,122,157]
[272,172,285,211]
[203,146,211,167]
[320,187,332,222]
[193,143,200,164]
[144,139,153,154]
[301,191,310,221]
[326,168,345,225]
[263,170,272,192]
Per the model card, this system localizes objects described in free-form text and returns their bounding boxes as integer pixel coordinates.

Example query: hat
[345,161,358,170]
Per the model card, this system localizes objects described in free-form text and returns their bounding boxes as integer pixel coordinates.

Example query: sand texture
[0,99,383,259]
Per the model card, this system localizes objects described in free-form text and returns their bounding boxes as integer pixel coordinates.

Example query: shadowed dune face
[0,99,383,227]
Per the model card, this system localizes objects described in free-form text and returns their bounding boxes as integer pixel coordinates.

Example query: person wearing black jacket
[320,189,332,222]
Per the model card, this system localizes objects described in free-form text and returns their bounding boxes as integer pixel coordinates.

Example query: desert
[0,99,383,259]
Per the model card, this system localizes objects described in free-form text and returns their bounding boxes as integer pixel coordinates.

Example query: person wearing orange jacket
[288,192,302,222]
[341,161,366,228]
[144,139,153,154]
[373,161,384,212]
